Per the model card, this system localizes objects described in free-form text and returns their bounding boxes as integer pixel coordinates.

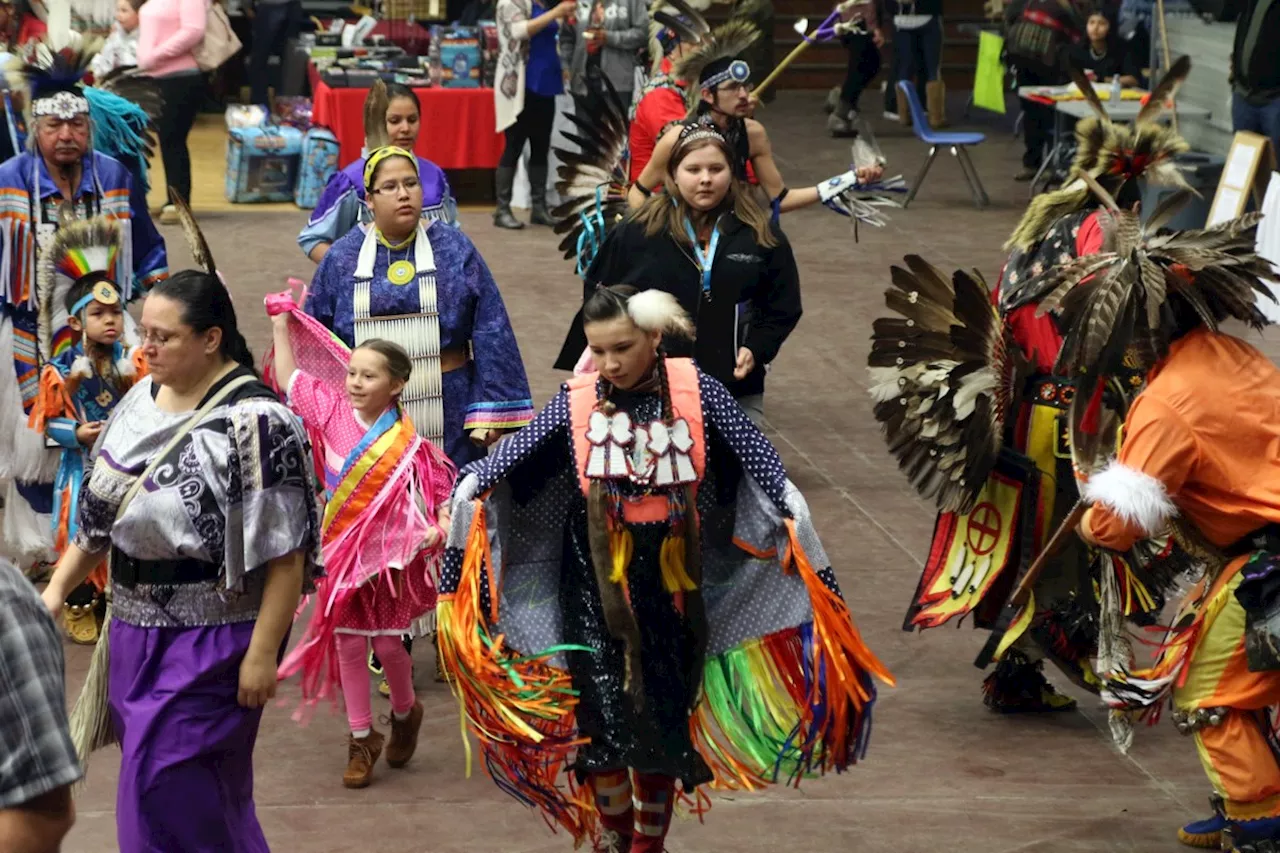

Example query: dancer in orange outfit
[1081,328,1280,851]
[1002,170,1280,850]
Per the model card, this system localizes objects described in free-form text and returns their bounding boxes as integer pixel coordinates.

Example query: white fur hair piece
[1083,459,1178,536]
[627,290,695,340]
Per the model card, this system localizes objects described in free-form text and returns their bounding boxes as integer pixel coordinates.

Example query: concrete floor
[61,92,1279,852]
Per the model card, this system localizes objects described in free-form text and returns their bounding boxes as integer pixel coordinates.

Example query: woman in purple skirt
[42,269,324,852]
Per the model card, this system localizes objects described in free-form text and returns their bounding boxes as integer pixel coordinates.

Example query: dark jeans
[1233,91,1280,160]
[499,90,559,169]
[249,0,302,104]
[153,72,205,205]
[1017,66,1060,168]
[841,32,882,108]
[896,17,942,86]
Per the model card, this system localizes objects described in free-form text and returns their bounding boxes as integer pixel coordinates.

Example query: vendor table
[308,64,504,170]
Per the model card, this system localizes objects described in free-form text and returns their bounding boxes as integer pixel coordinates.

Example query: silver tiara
[32,91,90,120]
[677,121,726,145]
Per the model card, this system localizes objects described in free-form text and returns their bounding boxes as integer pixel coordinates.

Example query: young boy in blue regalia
[28,216,144,643]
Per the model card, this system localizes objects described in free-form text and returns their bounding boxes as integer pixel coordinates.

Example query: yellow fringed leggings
[1174,565,1280,820]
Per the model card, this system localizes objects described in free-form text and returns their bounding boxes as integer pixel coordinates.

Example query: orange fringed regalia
[27,343,147,579]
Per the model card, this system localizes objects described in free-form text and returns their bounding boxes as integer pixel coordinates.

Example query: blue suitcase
[225,124,303,203]
[435,26,481,88]
[294,126,340,209]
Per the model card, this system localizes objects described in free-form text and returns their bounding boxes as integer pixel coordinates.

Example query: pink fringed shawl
[267,282,457,716]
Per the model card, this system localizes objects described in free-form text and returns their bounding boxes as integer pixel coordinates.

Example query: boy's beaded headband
[69,278,121,318]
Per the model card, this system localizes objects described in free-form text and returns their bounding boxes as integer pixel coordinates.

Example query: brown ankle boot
[343,730,384,788]
[926,80,948,128]
[385,700,424,768]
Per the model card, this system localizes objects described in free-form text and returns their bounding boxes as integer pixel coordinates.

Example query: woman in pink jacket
[138,0,208,223]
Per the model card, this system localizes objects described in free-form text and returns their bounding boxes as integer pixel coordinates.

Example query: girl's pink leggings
[335,632,416,732]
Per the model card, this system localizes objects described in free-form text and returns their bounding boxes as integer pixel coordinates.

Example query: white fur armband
[1082,460,1178,536]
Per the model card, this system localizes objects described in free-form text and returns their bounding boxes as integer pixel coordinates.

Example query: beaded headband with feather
[5,19,162,185]
[1005,56,1193,253]
[672,18,760,109]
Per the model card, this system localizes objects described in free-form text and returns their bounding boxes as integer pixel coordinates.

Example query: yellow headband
[363,146,419,193]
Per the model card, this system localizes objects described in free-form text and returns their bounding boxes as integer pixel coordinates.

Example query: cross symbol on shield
[966,502,1003,556]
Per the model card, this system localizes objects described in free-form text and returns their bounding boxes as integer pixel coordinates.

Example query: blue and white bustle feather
[84,87,152,188]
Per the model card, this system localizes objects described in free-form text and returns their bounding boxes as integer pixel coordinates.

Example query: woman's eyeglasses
[371,178,421,196]
[138,328,185,347]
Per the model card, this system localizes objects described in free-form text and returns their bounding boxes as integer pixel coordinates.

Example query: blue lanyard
[683,218,720,296]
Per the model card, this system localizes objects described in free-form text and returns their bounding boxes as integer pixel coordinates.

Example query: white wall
[1161,15,1237,155]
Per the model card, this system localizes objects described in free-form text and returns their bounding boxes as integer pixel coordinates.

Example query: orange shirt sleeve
[1086,394,1198,552]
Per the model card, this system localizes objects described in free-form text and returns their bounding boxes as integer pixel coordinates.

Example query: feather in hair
[168,190,216,275]
[363,79,389,152]
[1064,59,1108,123]
[673,18,760,109]
[1136,55,1191,125]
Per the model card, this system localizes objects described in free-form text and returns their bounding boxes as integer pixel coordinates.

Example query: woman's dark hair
[150,270,257,374]
[581,284,639,327]
[385,83,421,112]
[355,338,413,386]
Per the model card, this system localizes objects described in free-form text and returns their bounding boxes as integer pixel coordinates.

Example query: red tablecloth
[309,68,504,169]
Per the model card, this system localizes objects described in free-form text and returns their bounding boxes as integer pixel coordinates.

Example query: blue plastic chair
[897,81,990,210]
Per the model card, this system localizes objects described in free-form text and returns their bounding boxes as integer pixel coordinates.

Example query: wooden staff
[1155,0,1178,133]
[752,18,821,99]
[1009,500,1089,607]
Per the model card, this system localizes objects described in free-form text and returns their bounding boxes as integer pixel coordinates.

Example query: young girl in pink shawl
[268,300,455,789]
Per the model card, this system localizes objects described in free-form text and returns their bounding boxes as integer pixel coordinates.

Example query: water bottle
[1110,75,1122,104]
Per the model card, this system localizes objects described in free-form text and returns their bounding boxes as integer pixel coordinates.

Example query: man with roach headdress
[0,37,165,571]
[627,0,709,182]
[626,18,889,218]
[867,57,1201,717]
[1033,175,1280,853]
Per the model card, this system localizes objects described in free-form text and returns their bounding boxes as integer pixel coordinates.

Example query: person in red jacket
[0,0,44,51]
[0,0,45,53]
[629,12,704,182]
